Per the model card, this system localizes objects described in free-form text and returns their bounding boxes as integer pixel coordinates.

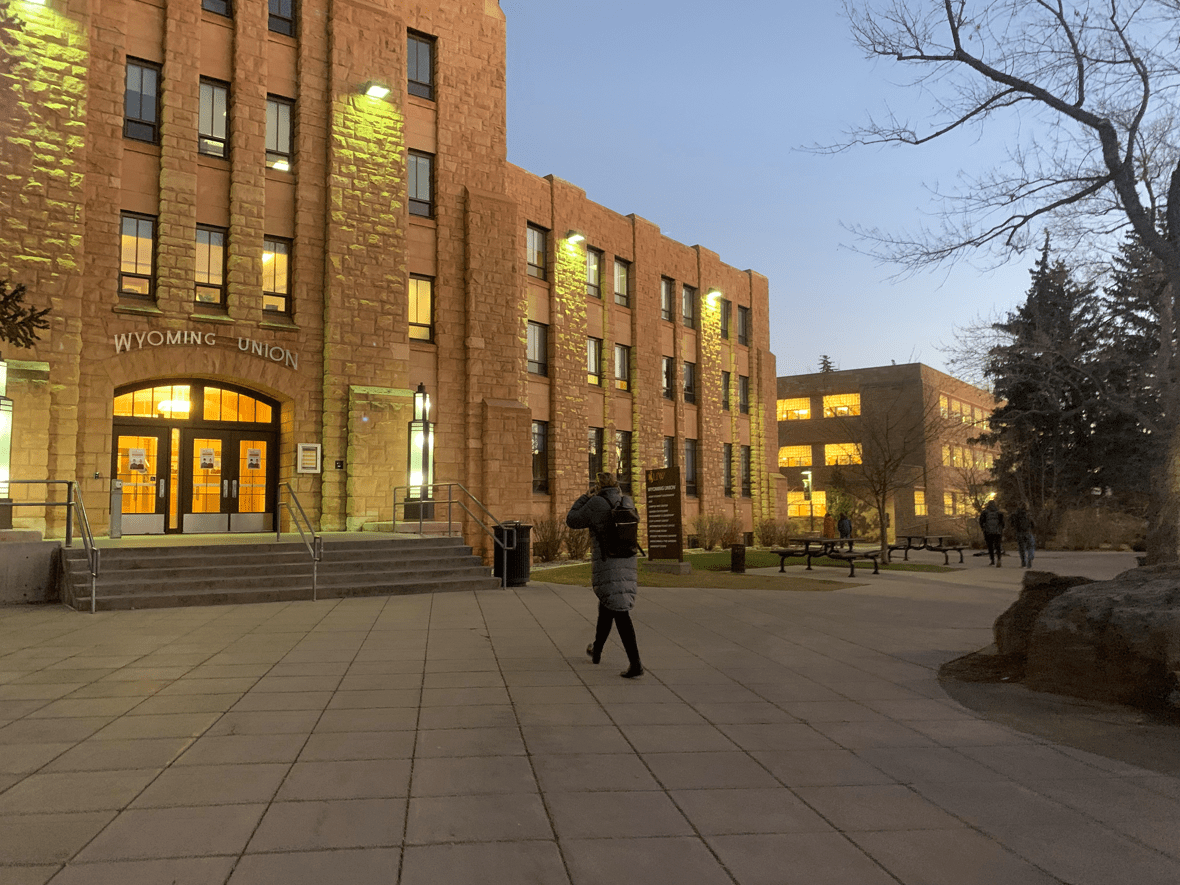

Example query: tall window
[914,489,927,517]
[661,357,675,399]
[527,225,547,279]
[682,285,697,329]
[266,97,293,170]
[740,446,752,497]
[723,443,734,497]
[587,337,603,385]
[737,305,752,345]
[119,213,155,299]
[684,439,698,496]
[202,0,231,16]
[585,248,602,298]
[614,344,631,391]
[614,260,630,307]
[124,60,160,143]
[683,361,697,404]
[663,436,674,469]
[615,430,633,495]
[199,79,229,158]
[409,152,433,217]
[527,321,548,375]
[588,428,604,485]
[194,226,226,306]
[823,393,861,417]
[532,421,549,493]
[268,0,294,35]
[262,237,291,313]
[719,299,731,339]
[409,275,433,341]
[407,31,435,99]
[777,397,810,421]
[721,371,731,411]
[660,278,674,321]
[738,375,750,414]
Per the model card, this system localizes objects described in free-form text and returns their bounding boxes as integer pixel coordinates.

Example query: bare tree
[832,0,1180,562]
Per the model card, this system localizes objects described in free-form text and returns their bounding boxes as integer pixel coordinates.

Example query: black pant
[985,533,1003,562]
[592,604,641,669]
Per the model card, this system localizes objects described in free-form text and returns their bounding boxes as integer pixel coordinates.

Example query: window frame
[268,0,295,36]
[740,445,752,497]
[737,305,752,346]
[778,445,812,468]
[684,438,699,497]
[194,224,227,307]
[682,285,697,329]
[722,370,731,411]
[661,356,675,400]
[409,151,434,218]
[738,375,750,414]
[124,58,161,144]
[531,420,550,494]
[777,397,811,421]
[262,236,292,314]
[683,361,697,404]
[409,274,434,342]
[585,248,602,298]
[663,436,674,469]
[660,277,674,321]
[588,427,604,485]
[527,321,548,376]
[198,78,230,159]
[723,442,734,497]
[587,336,603,386]
[119,212,157,300]
[266,95,294,170]
[614,343,631,392]
[615,430,633,495]
[719,298,731,339]
[407,31,435,100]
[614,259,631,308]
[526,225,548,280]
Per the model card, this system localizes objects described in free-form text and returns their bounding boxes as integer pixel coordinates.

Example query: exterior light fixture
[566,230,585,244]
[406,382,435,520]
[0,355,12,529]
[361,81,391,99]
[706,288,722,305]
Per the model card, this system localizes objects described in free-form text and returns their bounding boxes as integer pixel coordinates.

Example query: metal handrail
[6,480,98,611]
[277,481,323,600]
[392,481,514,588]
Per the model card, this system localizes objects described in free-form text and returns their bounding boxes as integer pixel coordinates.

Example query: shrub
[692,513,729,550]
[565,526,592,560]
[755,518,780,547]
[719,516,744,548]
[1050,508,1146,551]
[531,517,564,563]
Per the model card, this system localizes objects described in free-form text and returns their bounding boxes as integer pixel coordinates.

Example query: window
[723,443,734,497]
[532,421,549,493]
[944,491,966,517]
[778,445,812,468]
[777,397,810,421]
[914,489,927,517]
[268,0,294,36]
[663,437,674,469]
[738,375,750,414]
[615,430,633,495]
[585,248,602,298]
[587,337,603,385]
[682,285,697,329]
[660,278,674,321]
[787,489,827,519]
[124,60,160,143]
[684,439,698,496]
[614,260,630,307]
[823,393,860,417]
[661,357,675,399]
[526,225,547,279]
[407,31,435,100]
[722,371,731,411]
[266,97,293,170]
[202,0,230,17]
[824,443,862,466]
[409,152,433,217]
[199,79,229,158]
[614,344,631,391]
[588,427,604,485]
[741,446,752,497]
[194,226,226,306]
[409,275,433,341]
[737,305,751,345]
[719,299,731,339]
[527,321,548,375]
[683,361,696,404]
[119,213,155,299]
[262,237,291,313]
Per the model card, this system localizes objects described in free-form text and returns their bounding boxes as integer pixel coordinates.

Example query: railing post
[65,481,74,548]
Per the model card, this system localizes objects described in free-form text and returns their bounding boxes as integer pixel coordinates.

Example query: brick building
[0,0,776,547]
[776,364,997,536]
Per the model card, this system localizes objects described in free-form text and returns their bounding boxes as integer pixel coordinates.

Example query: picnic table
[887,535,969,565]
[771,537,881,577]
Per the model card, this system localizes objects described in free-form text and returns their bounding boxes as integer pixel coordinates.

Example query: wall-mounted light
[706,288,722,305]
[361,81,391,99]
[566,230,585,244]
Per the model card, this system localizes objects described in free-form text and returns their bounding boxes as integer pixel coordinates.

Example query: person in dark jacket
[837,513,853,550]
[979,499,1005,566]
[1012,506,1035,569]
[566,472,643,678]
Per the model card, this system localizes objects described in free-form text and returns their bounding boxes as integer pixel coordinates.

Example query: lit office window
[778,445,812,468]
[119,213,155,298]
[777,397,810,420]
[409,275,434,341]
[824,443,862,465]
[262,237,291,313]
[823,393,860,417]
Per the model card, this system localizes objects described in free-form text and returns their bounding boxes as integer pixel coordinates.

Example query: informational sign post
[645,467,683,561]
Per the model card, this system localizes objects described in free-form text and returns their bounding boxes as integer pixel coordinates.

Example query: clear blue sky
[498,1,1033,379]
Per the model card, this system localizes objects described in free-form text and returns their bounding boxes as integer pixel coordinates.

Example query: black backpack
[597,493,644,558]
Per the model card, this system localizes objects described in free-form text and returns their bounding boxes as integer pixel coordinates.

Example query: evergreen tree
[818,355,835,373]
[0,280,50,349]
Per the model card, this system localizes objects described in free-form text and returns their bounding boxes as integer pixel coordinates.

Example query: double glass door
[182,431,275,533]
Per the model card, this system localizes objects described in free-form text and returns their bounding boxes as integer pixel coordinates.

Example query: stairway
[59,535,502,611]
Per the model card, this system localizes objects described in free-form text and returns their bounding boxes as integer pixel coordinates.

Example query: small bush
[565,526,592,560]
[719,516,744,548]
[531,517,564,563]
[755,518,779,547]
[1050,508,1146,551]
[692,513,729,550]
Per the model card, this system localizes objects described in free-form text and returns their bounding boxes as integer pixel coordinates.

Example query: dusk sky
[498,1,1035,380]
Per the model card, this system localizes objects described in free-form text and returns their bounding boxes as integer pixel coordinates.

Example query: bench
[925,542,968,565]
[823,548,882,577]
[771,548,810,572]
[888,538,920,561]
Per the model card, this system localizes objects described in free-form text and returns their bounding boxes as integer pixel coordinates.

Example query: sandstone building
[0,0,776,548]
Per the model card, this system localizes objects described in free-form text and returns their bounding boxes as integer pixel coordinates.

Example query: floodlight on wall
[706,288,722,305]
[566,230,585,244]
[361,81,391,99]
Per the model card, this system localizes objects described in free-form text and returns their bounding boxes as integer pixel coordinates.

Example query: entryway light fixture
[405,383,435,520]
[566,230,585,244]
[361,81,391,99]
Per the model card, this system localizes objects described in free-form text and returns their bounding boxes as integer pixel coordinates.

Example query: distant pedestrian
[837,512,852,550]
[566,472,643,678]
[822,513,837,538]
[979,500,1005,566]
[1013,506,1036,569]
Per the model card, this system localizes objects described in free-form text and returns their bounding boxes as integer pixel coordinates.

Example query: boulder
[1025,564,1180,711]
[993,571,1094,658]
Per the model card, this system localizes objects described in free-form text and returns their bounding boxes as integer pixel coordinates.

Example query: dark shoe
[620,665,644,679]
[586,643,600,665]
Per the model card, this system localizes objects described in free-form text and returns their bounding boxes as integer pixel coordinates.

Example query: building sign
[112,330,300,370]
[645,467,683,561]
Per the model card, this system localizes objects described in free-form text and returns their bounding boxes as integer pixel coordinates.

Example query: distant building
[776,364,997,535]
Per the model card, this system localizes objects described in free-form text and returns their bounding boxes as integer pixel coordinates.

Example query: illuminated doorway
[112,382,279,534]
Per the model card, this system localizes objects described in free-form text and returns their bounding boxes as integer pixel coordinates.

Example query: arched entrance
[111,381,280,534]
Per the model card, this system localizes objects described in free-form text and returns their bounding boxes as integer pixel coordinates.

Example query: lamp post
[801,469,814,533]
[0,355,13,530]
[405,382,435,520]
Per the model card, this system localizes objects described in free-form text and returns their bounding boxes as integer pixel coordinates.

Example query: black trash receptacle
[730,543,746,573]
[493,522,532,586]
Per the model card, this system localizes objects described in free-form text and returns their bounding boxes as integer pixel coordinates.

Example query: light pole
[405,382,435,520]
[801,469,814,533]
[0,355,12,530]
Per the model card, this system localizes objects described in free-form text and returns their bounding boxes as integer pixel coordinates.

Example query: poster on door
[128,448,148,472]
[199,448,216,470]
[246,448,262,471]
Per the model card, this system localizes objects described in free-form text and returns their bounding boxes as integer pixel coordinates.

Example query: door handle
[157,478,166,499]
[232,480,238,498]
[222,480,229,497]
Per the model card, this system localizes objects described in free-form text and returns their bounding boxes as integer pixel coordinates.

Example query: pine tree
[818,355,834,373]
[0,280,50,350]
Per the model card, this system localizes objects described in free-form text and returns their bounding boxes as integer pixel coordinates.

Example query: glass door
[231,436,273,532]
[183,434,229,533]
[113,427,172,534]
[180,431,276,533]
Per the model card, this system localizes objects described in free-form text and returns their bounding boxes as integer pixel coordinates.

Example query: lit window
[777,397,810,421]
[914,489,927,516]
[527,321,548,375]
[585,249,602,298]
[943,491,966,516]
[741,446,752,497]
[614,260,630,307]
[409,152,433,217]
[587,337,603,385]
[660,278,673,321]
[615,430,633,495]
[662,357,675,399]
[940,394,949,417]
[119,213,155,299]
[262,237,291,313]
[778,446,812,468]
[824,443,862,465]
[194,226,226,306]
[682,285,697,329]
[588,427,604,483]
[823,393,860,417]
[124,60,160,143]
[409,275,433,341]
[786,489,827,518]
[266,97,293,170]
[532,421,549,493]
[407,31,435,100]
[737,305,751,345]
[527,225,547,279]
[738,375,750,414]
[723,443,734,497]
[683,361,696,404]
[268,0,294,36]
[614,344,631,391]
[199,79,229,158]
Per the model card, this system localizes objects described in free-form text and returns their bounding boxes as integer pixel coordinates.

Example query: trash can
[493,522,532,586]
[730,543,746,573]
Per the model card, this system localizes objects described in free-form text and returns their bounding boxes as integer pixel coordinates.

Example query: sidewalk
[1,550,1176,884]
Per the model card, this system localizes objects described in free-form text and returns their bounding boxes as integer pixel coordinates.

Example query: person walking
[1013,506,1036,569]
[566,472,643,678]
[979,499,1005,566]
[837,512,853,550]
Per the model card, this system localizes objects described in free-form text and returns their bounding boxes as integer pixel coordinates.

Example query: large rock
[1025,564,1180,710]
[994,571,1094,658]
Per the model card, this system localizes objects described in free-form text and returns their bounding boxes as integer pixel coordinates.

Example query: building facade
[0,0,776,548]
[776,364,996,536]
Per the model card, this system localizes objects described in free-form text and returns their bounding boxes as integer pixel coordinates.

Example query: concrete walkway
[1,549,1176,884]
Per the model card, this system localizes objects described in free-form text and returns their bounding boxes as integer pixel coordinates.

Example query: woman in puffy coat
[565,472,643,678]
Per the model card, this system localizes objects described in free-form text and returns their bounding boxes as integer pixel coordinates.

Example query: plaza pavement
[0,547,1177,884]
